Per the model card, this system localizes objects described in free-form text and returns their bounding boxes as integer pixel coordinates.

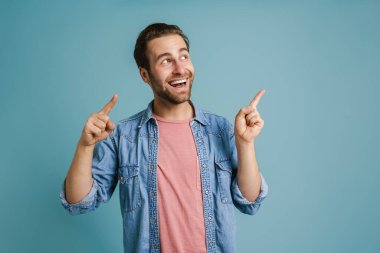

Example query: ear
[139,67,150,84]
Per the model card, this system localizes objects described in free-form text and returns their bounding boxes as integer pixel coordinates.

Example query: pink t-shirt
[154,114,206,253]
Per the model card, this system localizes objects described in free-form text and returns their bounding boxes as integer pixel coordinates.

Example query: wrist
[77,142,95,153]
[235,135,255,145]
[235,138,255,149]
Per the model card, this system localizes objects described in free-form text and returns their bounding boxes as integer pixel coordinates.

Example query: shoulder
[118,109,146,125]
[199,108,234,135]
[112,109,146,138]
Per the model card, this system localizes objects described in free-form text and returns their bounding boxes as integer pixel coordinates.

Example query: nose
[172,60,185,75]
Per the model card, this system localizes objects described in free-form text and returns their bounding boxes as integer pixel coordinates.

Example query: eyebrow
[156,47,189,61]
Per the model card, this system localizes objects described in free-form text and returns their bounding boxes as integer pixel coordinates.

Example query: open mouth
[168,78,187,88]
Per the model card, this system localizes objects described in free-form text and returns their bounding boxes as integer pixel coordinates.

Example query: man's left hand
[234,89,266,144]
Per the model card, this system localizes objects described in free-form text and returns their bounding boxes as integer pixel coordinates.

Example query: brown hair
[133,23,190,71]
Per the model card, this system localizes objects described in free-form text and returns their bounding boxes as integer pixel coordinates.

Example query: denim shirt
[60,101,269,253]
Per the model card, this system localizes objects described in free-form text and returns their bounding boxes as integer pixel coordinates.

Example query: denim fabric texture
[60,101,269,253]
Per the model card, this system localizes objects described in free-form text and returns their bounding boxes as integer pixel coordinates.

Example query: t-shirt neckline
[153,113,193,124]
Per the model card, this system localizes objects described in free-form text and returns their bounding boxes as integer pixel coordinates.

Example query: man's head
[134,23,190,71]
[134,23,194,105]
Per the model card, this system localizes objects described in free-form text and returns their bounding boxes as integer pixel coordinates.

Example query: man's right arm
[63,94,118,205]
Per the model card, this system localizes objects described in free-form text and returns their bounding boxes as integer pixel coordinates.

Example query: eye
[180,55,189,61]
[161,58,171,65]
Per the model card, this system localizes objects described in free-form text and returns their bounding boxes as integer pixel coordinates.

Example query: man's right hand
[78,94,118,147]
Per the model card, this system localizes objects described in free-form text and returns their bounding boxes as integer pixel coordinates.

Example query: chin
[165,94,191,105]
[170,97,191,105]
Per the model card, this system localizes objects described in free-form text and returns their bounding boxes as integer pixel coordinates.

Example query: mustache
[167,73,193,81]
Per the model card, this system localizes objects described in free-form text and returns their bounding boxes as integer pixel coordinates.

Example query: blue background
[1,0,379,252]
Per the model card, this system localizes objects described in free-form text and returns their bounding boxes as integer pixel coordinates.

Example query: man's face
[141,34,194,105]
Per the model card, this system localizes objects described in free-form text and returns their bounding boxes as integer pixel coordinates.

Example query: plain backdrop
[0,0,379,252]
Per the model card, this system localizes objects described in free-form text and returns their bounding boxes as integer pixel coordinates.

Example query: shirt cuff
[231,172,269,215]
[59,179,99,215]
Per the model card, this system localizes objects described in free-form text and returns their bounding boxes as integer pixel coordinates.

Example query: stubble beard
[149,73,193,105]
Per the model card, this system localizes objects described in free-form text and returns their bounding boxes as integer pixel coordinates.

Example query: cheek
[151,68,169,83]
[186,62,195,73]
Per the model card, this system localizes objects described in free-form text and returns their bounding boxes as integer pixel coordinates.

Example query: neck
[152,98,194,121]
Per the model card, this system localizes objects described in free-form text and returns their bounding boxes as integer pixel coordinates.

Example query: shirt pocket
[215,159,233,204]
[119,165,142,212]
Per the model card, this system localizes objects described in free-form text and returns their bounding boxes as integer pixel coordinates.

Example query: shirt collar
[138,100,209,128]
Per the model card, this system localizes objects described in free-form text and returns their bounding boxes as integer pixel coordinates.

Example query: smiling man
[60,23,269,253]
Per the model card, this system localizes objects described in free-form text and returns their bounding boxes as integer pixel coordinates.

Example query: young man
[60,23,269,253]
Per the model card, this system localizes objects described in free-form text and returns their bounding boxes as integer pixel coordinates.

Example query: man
[60,23,269,253]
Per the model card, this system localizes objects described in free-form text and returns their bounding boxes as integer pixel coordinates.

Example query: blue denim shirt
[60,101,269,253]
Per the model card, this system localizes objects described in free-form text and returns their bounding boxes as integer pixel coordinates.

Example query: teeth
[169,79,186,85]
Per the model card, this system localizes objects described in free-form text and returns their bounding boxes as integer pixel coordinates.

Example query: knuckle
[96,113,103,120]
[88,115,95,122]
[98,114,109,123]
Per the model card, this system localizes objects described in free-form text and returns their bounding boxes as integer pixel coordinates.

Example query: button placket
[148,123,160,252]
[191,123,216,252]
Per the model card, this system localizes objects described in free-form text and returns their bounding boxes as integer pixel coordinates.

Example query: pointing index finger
[249,89,266,107]
[99,94,118,114]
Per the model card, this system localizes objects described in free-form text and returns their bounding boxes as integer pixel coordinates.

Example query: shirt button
[151,218,156,224]
[149,164,154,171]
[208,215,213,221]
[120,176,124,183]
[152,139,156,144]
[202,163,207,169]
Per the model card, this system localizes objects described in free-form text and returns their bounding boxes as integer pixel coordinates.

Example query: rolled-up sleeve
[231,172,268,215]
[59,179,100,215]
[59,134,119,215]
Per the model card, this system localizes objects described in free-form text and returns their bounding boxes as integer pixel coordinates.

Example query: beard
[148,72,193,105]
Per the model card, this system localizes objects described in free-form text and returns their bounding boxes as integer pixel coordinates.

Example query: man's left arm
[230,89,269,214]
[236,141,262,202]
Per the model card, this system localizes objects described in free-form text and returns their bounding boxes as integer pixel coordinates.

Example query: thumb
[105,120,115,134]
[236,106,254,120]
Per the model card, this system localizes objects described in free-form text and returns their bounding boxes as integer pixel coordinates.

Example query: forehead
[146,34,188,58]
